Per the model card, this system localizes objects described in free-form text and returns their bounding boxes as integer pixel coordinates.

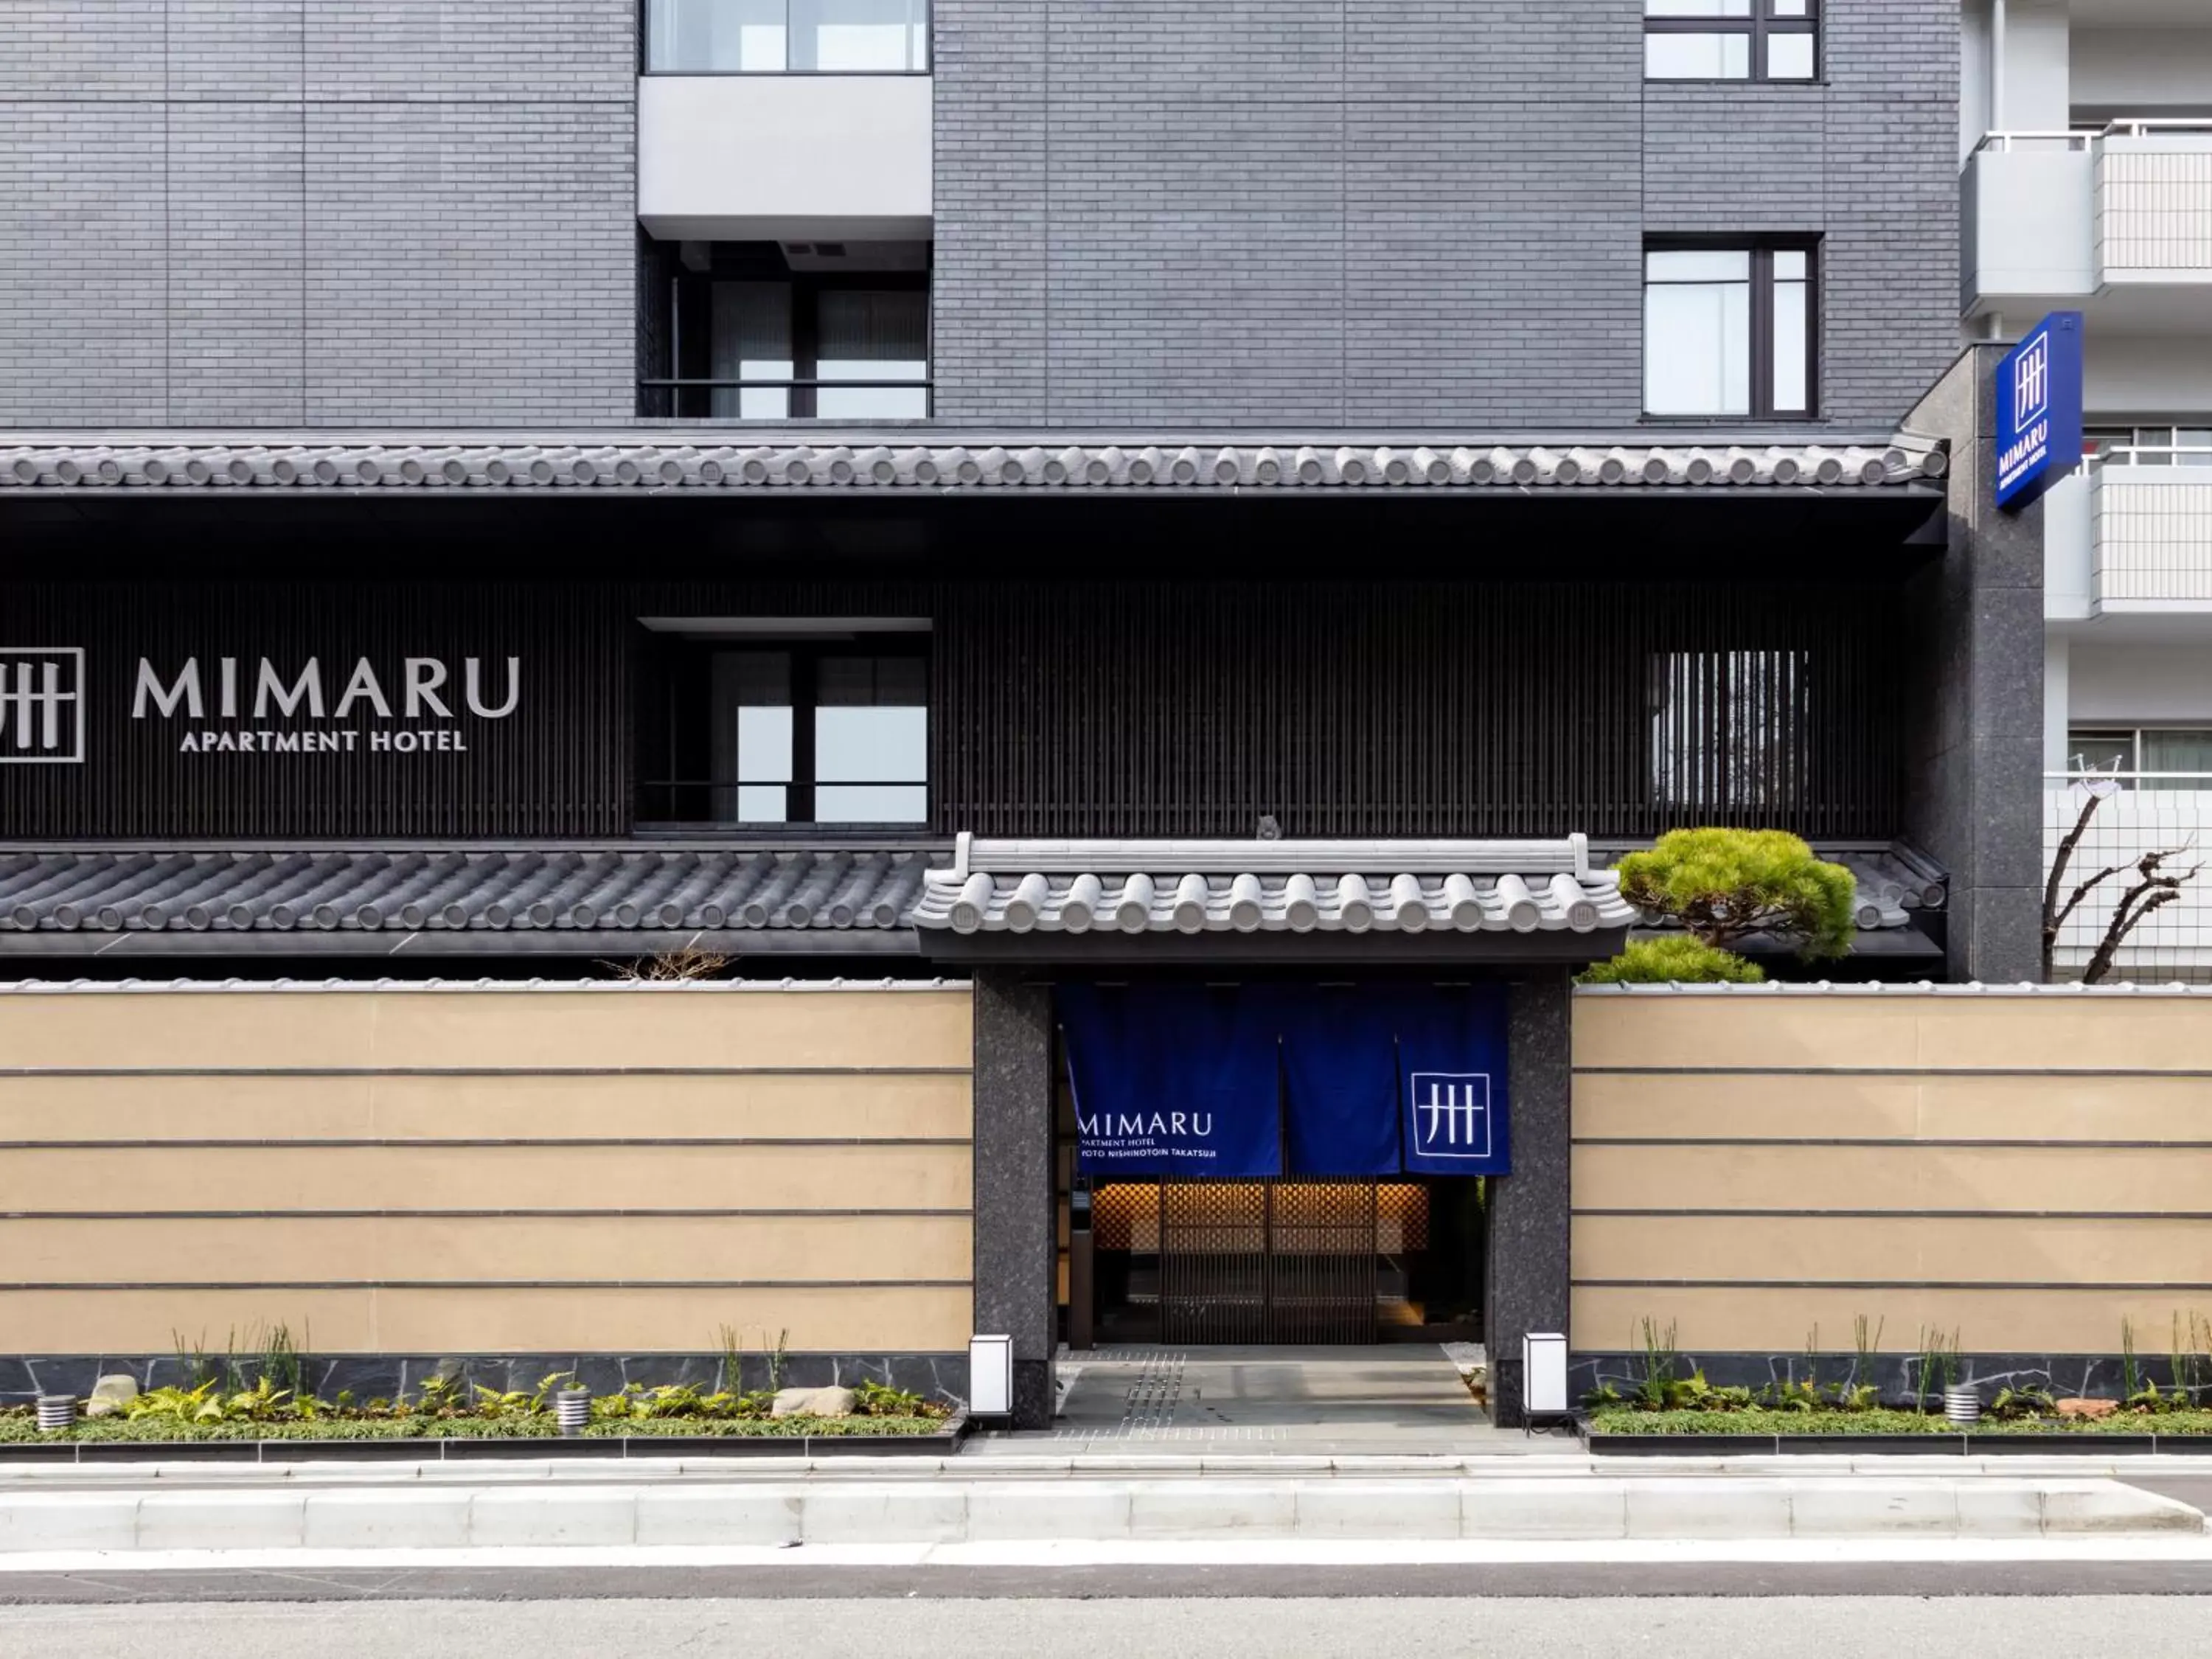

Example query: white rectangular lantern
[1523,1332,1569,1416]
[969,1334,1013,1416]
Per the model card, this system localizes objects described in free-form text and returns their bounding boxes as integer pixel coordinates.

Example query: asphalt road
[6,1591,2212,1658]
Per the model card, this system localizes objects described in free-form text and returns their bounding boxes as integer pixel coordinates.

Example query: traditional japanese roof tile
[0,847,936,939]
[908,835,1638,936]
[0,433,1948,494]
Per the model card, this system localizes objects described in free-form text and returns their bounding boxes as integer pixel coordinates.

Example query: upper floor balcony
[639,0,931,243]
[2045,443,2212,618]
[1964,122,2212,322]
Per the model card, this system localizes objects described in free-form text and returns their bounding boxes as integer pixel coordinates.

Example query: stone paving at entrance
[967,1345,1565,1455]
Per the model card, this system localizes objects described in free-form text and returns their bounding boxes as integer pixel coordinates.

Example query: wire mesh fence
[2046,772,2212,981]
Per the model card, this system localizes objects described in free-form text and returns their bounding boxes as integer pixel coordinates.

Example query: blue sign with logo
[1060,982,1283,1178]
[1395,988,1512,1177]
[1060,983,1512,1180]
[1407,1073,1495,1162]
[1994,311,2084,510]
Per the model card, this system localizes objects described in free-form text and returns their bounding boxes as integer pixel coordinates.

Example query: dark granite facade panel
[1571,1350,2208,1407]
[972,969,1057,1427]
[1902,344,2044,984]
[1486,973,1573,1427]
[0,1352,970,1408]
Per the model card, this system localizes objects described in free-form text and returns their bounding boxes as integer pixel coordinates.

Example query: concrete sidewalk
[0,1470,2198,1554]
[1006,1347,1522,1455]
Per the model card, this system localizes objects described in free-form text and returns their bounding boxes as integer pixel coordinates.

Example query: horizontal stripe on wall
[0,1067,975,1078]
[1575,1215,2212,1286]
[1572,1145,2208,1214]
[1577,1281,2212,1292]
[0,1285,975,1354]
[1578,1067,2212,1079]
[0,1209,977,1220]
[0,1214,975,1285]
[1573,1073,2212,1144]
[0,1138,974,1150]
[0,990,975,1072]
[0,1144,976,1214]
[0,1281,975,1292]
[0,1071,973,1143]
[1572,997,2212,1073]
[1573,1138,2212,1149]
[1578,1209,2212,1221]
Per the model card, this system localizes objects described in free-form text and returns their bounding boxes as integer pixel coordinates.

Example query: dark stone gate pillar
[971,969,1056,1427]
[1484,973,1573,1427]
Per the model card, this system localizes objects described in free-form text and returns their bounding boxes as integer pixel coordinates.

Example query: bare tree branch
[2079,847,2202,985]
[2042,789,2105,981]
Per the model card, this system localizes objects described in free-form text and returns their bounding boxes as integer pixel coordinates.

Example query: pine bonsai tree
[1613,828,1855,961]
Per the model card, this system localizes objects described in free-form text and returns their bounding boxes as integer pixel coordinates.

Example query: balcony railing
[2047,772,2212,981]
[1964,121,2212,306]
[636,376,933,422]
[2090,448,2212,611]
[644,0,930,74]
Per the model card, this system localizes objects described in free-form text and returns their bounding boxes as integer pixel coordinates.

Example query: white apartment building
[1962,0,2212,975]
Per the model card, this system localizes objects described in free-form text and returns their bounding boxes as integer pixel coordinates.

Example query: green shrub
[1578,936,1765,984]
[1615,828,1855,961]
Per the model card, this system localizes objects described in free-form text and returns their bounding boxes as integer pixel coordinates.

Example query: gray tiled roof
[909,835,1638,936]
[0,848,936,936]
[0,434,1947,493]
[1831,849,1948,930]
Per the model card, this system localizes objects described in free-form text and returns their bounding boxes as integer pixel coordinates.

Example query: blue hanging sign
[1059,982,1282,1178]
[1994,311,2084,510]
[1397,986,1512,1177]
[1279,984,1402,1178]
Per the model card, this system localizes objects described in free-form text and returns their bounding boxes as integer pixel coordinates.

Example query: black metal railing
[636,777,929,826]
[643,0,931,74]
[636,378,933,421]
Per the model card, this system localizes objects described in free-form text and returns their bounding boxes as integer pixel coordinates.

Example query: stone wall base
[0,1352,969,1409]
[1573,1350,2203,1406]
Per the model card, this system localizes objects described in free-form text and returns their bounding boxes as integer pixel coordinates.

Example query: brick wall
[933,0,1961,429]
[0,1,636,426]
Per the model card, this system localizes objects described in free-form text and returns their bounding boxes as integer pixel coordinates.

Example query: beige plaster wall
[1571,990,2212,1354]
[0,984,975,1356]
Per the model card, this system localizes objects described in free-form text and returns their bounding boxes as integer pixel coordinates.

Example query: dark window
[638,239,931,420]
[1645,240,1816,419]
[637,634,928,827]
[644,0,930,73]
[1645,0,1818,82]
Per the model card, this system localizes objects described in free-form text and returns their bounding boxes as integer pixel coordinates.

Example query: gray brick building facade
[3,1,1960,434]
[933,0,1961,429]
[0,1,636,427]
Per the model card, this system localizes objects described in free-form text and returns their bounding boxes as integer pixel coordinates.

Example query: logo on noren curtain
[1411,1072,1492,1160]
[0,648,85,763]
[2014,332,2050,431]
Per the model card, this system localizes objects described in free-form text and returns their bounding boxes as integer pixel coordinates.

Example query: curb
[0,1476,2198,1551]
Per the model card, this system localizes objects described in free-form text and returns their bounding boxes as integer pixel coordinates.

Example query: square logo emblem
[1409,1071,1492,1160]
[2014,331,2049,431]
[0,647,86,763]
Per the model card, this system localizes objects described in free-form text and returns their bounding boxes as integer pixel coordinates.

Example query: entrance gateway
[1056,981,1504,1347]
[922,832,1626,1424]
